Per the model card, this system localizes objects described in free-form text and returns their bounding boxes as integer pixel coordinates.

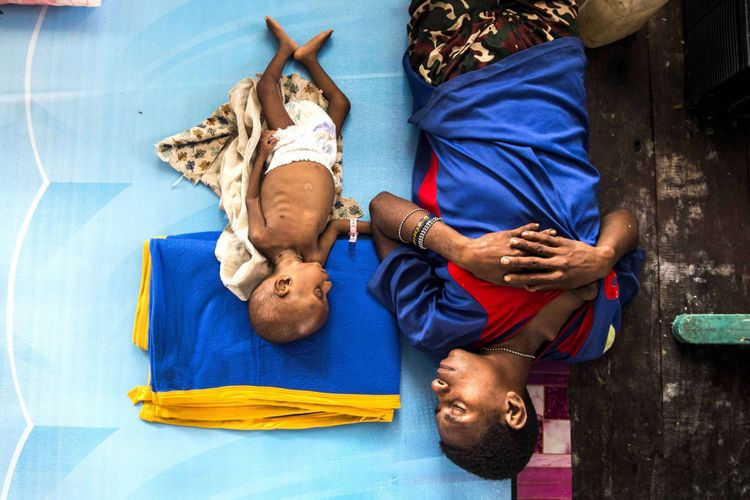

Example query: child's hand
[258,129,278,158]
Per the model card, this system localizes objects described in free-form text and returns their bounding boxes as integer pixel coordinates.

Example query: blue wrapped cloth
[405,37,601,244]
[129,232,401,429]
[368,38,645,361]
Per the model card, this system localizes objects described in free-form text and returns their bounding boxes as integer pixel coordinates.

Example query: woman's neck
[488,289,589,357]
[483,350,533,394]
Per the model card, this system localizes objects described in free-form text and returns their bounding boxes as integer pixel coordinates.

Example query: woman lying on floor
[368,0,645,479]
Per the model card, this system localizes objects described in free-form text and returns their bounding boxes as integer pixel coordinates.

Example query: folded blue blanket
[129,232,401,429]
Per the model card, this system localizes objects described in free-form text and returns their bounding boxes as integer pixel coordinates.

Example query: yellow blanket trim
[130,384,400,408]
[132,240,151,350]
[131,237,166,351]
[138,402,393,430]
[129,384,400,429]
[146,403,393,421]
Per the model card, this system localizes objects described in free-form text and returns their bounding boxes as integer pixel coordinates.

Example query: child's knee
[332,94,351,112]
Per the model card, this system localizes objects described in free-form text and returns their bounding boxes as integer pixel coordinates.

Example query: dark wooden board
[569,27,663,499]
[648,1,750,497]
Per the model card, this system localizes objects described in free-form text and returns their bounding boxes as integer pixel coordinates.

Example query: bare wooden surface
[570,1,750,497]
[571,28,663,499]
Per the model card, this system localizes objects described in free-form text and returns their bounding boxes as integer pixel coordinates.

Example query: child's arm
[313,219,371,264]
[246,130,277,247]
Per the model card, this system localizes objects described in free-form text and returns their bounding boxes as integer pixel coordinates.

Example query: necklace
[480,346,536,360]
[273,249,302,264]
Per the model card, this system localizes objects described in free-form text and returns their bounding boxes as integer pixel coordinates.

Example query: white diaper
[266,100,338,175]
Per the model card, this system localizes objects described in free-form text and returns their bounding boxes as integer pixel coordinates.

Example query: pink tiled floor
[517,360,571,500]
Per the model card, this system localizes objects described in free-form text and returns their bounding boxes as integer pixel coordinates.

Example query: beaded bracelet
[397,208,428,243]
[417,217,443,250]
[411,215,431,246]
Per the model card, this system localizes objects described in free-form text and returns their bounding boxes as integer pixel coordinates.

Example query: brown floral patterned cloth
[156,73,362,219]
[407,0,579,86]
[155,73,362,301]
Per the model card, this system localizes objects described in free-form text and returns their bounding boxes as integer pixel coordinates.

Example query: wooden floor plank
[570,28,663,498]
[648,1,750,497]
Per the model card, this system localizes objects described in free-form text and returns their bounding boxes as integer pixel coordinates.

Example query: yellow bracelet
[411,215,431,246]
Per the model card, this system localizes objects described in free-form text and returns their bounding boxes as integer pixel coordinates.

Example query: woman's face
[431,349,506,446]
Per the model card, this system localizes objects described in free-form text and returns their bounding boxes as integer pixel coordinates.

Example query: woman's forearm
[369,192,541,286]
[596,209,640,270]
[422,222,472,264]
[369,191,469,262]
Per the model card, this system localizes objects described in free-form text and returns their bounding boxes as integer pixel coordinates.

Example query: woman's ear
[274,275,292,297]
[503,391,528,430]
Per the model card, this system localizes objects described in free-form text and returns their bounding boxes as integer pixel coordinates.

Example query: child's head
[432,349,538,479]
[249,260,332,343]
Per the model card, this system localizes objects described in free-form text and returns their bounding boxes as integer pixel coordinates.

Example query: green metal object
[672,314,750,344]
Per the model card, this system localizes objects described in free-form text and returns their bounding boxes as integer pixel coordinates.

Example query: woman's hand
[457,223,543,285]
[258,129,278,159]
[500,231,615,291]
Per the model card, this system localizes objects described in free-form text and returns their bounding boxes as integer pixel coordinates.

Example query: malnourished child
[247,17,369,343]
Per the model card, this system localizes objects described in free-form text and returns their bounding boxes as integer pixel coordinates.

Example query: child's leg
[294,30,351,134]
[257,17,297,130]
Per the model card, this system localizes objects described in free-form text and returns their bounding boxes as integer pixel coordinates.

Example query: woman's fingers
[509,223,540,236]
[519,230,561,246]
[500,255,554,268]
[509,237,556,256]
[504,271,564,286]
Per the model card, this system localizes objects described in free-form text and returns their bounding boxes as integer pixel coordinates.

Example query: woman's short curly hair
[439,389,538,480]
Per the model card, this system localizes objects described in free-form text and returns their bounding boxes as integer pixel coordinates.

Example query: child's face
[281,261,333,332]
[286,261,332,304]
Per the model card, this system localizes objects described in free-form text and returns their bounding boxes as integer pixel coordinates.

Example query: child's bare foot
[294,29,333,63]
[265,16,298,53]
